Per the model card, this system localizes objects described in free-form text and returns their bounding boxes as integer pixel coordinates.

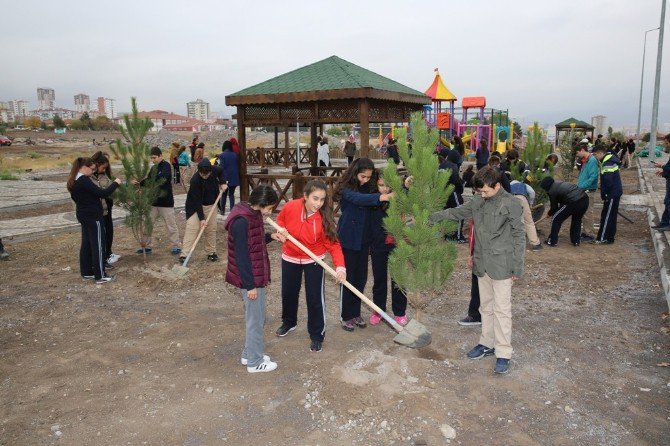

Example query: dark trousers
[219,185,237,215]
[661,185,670,225]
[597,196,620,242]
[446,192,465,239]
[281,260,326,342]
[103,211,113,257]
[548,196,589,245]
[347,156,354,165]
[341,247,369,320]
[467,272,481,320]
[172,163,180,184]
[370,248,407,316]
[79,219,106,280]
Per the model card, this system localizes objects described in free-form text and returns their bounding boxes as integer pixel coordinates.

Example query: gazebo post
[283,126,289,168]
[237,107,249,201]
[310,123,318,170]
[360,99,370,157]
[274,127,278,149]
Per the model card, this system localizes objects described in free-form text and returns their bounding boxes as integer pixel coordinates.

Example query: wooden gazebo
[225,56,430,201]
[555,117,595,146]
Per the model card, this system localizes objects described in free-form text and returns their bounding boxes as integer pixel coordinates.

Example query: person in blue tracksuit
[592,146,623,244]
[67,157,121,283]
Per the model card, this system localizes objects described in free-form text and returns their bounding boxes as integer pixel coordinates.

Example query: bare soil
[0,163,669,445]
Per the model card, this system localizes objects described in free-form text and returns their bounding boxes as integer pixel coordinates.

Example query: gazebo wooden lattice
[225,56,430,201]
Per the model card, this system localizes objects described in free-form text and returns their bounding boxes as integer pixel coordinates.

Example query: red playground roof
[462,96,486,108]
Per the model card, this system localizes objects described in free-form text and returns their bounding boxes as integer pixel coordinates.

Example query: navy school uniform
[70,173,119,279]
[337,185,382,321]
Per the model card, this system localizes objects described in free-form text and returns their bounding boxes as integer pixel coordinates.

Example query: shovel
[266,217,431,349]
[172,188,224,277]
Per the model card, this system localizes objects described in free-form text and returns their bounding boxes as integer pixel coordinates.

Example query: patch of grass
[0,169,19,180]
[27,152,44,159]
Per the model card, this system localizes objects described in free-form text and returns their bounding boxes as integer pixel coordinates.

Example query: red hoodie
[276,198,345,269]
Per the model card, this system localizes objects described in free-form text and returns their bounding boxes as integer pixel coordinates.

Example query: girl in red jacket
[225,185,280,373]
[274,180,346,353]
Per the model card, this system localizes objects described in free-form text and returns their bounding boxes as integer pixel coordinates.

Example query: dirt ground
[1,158,669,445]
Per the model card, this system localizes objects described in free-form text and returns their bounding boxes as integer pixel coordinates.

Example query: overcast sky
[4,0,669,130]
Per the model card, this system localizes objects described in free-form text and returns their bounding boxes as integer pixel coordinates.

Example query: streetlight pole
[648,0,666,162]
[636,27,660,142]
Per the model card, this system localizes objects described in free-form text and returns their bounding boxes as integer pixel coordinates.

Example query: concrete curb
[636,156,670,310]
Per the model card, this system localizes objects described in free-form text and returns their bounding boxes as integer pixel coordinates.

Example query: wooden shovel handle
[265,217,403,332]
[183,188,225,267]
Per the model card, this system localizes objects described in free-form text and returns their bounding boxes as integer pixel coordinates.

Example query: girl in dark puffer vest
[224,185,280,373]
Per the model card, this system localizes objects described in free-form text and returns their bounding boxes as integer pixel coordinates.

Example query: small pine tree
[382,112,458,321]
[110,98,162,262]
[519,122,553,205]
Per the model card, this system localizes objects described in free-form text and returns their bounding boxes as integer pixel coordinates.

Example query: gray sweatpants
[241,287,267,368]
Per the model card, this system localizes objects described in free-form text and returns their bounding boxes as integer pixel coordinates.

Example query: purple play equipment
[457,96,492,155]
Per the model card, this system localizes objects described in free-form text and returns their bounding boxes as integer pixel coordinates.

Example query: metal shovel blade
[171,264,189,277]
[393,319,432,349]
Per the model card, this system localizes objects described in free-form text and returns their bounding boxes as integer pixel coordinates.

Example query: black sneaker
[543,239,557,247]
[207,253,219,262]
[457,315,482,326]
[95,276,113,284]
[466,344,495,359]
[651,223,670,229]
[655,226,670,231]
[178,256,186,264]
[104,262,114,270]
[456,237,468,244]
[580,233,594,241]
[275,323,297,337]
[136,247,153,254]
[494,358,510,374]
[531,243,543,251]
[590,240,614,245]
[310,340,322,352]
[572,242,580,247]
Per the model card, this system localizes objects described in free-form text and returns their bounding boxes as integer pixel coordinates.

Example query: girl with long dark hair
[67,157,121,284]
[274,180,345,353]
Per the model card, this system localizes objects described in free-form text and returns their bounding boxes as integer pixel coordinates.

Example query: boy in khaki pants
[430,166,525,374]
[180,158,227,263]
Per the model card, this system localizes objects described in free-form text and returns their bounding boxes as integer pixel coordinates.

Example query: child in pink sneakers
[369,170,408,327]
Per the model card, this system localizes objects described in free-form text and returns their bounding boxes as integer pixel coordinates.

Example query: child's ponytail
[66,157,94,192]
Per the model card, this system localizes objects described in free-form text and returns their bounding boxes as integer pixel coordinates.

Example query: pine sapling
[382,112,458,322]
[110,98,162,262]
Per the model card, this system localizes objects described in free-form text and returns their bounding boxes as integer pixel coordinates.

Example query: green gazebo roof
[226,55,429,105]
[555,117,595,129]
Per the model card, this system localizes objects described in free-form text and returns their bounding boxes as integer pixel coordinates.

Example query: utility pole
[648,0,666,162]
[636,27,659,142]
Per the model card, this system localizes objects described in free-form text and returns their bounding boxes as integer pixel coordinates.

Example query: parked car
[0,136,11,146]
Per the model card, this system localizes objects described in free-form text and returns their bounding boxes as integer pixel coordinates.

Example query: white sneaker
[96,276,113,284]
[241,354,270,366]
[107,253,120,264]
[247,359,277,373]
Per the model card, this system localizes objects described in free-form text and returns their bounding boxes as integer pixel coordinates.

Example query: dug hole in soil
[0,168,669,445]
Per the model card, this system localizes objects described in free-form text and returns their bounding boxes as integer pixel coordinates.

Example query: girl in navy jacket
[369,170,408,326]
[66,157,121,283]
[333,158,394,331]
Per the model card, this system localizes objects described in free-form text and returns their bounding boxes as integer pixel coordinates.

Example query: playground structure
[423,69,512,155]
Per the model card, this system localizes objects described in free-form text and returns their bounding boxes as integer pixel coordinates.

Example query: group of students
[226,158,408,373]
[540,141,623,247]
[68,138,243,284]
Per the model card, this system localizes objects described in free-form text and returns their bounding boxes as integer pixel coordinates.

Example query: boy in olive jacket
[429,166,525,374]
